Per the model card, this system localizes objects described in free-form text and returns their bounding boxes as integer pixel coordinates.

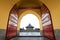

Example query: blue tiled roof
[26,24,34,28]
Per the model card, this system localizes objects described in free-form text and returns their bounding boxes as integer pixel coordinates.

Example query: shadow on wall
[0,29,60,40]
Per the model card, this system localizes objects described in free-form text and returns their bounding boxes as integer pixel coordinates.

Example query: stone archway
[5,0,55,40]
[18,10,42,30]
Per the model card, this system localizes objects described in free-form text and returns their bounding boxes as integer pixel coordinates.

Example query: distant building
[26,24,34,31]
[20,24,40,32]
[19,24,41,36]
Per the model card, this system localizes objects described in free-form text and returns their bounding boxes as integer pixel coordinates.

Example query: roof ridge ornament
[26,23,34,28]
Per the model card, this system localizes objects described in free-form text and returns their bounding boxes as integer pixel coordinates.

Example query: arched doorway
[20,13,40,36]
[19,10,41,36]
[20,14,40,30]
[5,0,56,40]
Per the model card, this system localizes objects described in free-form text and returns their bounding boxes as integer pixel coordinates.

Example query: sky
[20,14,40,29]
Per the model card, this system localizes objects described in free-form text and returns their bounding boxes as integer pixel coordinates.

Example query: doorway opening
[20,13,41,36]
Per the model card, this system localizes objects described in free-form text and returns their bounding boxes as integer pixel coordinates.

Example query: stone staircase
[10,36,50,40]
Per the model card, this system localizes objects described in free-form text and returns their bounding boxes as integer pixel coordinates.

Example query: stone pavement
[10,36,50,40]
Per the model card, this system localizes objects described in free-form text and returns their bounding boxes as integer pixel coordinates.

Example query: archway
[5,0,55,40]
[18,10,42,30]
[19,10,41,36]
[20,14,40,30]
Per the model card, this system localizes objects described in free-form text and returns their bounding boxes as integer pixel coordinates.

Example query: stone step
[10,36,50,40]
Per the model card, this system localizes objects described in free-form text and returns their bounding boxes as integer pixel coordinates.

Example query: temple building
[20,24,40,36]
